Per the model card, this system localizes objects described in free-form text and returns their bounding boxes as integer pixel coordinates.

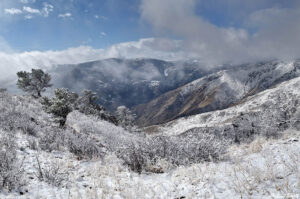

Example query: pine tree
[17,69,52,98]
[41,88,78,126]
[42,88,118,127]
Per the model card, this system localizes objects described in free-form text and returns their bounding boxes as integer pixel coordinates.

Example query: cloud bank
[140,0,300,64]
[0,38,194,90]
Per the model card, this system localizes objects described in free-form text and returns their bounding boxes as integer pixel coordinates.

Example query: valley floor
[1,129,299,199]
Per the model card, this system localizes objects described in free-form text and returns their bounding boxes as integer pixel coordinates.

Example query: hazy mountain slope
[145,76,300,140]
[50,58,223,111]
[135,60,300,127]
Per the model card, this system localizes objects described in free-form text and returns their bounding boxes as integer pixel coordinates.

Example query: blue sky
[0,0,145,51]
[1,0,299,52]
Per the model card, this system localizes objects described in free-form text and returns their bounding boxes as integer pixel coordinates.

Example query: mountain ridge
[134,60,300,127]
[50,58,225,111]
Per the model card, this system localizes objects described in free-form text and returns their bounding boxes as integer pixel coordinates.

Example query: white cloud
[20,0,36,4]
[42,3,54,17]
[4,4,52,18]
[23,6,40,14]
[100,32,106,37]
[4,8,22,15]
[94,15,108,20]
[140,0,300,65]
[58,13,72,18]
[24,15,33,19]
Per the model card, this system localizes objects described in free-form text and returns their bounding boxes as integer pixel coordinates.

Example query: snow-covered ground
[0,129,299,199]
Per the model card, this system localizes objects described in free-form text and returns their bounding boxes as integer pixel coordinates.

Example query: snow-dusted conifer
[42,88,78,126]
[17,69,52,98]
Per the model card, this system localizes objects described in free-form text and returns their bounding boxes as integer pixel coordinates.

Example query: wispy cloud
[4,3,53,19]
[4,8,22,15]
[41,3,54,17]
[24,15,33,19]
[94,15,108,20]
[23,6,40,14]
[58,13,72,18]
[20,0,36,4]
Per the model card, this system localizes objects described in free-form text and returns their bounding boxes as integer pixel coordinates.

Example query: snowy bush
[38,127,68,152]
[35,156,68,187]
[0,103,37,136]
[115,106,136,132]
[67,133,104,159]
[0,132,24,191]
[117,132,228,173]
[66,111,228,173]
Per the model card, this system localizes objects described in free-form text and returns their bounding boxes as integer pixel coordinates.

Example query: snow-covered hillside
[135,60,300,126]
[0,72,299,198]
[151,75,300,136]
[1,129,299,199]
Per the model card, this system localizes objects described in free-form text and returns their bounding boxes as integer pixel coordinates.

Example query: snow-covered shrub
[66,111,228,173]
[35,156,68,187]
[115,106,136,132]
[38,127,68,152]
[118,132,228,173]
[0,103,37,136]
[27,137,38,150]
[0,131,24,191]
[0,88,7,93]
[67,133,104,159]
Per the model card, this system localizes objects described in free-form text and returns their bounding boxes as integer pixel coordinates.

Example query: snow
[155,76,300,136]
[150,81,160,87]
[1,129,299,199]
[164,69,168,77]
[177,61,299,116]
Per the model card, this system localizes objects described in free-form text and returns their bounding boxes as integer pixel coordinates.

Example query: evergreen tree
[17,69,52,98]
[42,88,118,127]
[41,88,78,126]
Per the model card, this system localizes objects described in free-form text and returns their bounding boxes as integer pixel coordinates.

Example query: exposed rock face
[134,61,300,127]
